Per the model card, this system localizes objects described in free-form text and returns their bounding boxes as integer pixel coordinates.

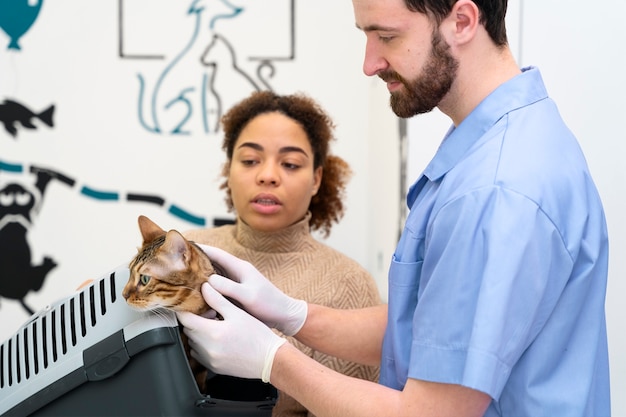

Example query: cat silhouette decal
[0,99,55,138]
[135,0,246,136]
[129,0,296,136]
[0,169,57,315]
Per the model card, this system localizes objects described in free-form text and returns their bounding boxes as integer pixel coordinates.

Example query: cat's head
[122,215,217,315]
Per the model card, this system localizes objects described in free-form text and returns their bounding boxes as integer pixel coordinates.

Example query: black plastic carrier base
[0,266,276,416]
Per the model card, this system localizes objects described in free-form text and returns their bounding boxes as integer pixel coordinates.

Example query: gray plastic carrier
[0,265,276,416]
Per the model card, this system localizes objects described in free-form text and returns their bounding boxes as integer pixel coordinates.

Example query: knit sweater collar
[235,212,314,253]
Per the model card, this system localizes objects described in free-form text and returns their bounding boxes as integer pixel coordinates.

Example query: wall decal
[0,99,55,138]
[134,0,243,135]
[0,168,56,314]
[121,0,296,136]
[198,33,266,133]
[0,159,208,225]
[0,0,44,50]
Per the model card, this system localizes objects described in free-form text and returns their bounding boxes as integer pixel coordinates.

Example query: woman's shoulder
[183,224,236,245]
[307,238,373,278]
[305,242,381,306]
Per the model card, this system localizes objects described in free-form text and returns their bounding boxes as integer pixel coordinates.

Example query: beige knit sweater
[184,213,381,417]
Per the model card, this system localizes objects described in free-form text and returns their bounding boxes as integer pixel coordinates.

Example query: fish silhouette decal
[0,99,55,138]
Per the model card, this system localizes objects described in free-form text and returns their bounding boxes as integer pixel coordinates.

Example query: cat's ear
[138,215,165,244]
[162,230,190,269]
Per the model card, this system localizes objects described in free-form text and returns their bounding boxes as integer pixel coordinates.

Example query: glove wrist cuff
[280,299,308,336]
[261,338,287,383]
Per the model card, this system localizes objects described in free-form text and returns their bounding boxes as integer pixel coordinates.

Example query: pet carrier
[0,265,276,416]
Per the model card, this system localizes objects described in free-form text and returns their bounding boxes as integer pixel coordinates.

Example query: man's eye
[140,274,151,285]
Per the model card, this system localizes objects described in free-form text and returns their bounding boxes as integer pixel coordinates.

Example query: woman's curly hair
[219,91,351,237]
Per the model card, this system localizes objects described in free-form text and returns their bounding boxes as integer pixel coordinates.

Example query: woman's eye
[283,162,300,170]
[140,274,151,285]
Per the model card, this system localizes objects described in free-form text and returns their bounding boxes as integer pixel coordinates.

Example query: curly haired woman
[184,90,381,417]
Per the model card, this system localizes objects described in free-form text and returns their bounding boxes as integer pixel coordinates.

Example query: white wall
[407,2,626,415]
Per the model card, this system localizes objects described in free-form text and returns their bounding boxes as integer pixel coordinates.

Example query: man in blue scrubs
[177,0,610,416]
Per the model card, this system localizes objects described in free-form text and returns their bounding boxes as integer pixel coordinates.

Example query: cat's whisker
[149,307,178,327]
[134,309,152,319]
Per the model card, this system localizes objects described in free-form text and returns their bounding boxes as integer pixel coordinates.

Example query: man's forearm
[270,342,401,417]
[294,303,387,366]
[270,343,492,417]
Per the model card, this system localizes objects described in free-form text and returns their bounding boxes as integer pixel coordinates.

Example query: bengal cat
[122,215,227,394]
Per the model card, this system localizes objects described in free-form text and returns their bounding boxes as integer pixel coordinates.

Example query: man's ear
[443,0,480,46]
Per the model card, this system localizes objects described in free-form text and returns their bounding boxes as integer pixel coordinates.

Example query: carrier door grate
[0,272,118,388]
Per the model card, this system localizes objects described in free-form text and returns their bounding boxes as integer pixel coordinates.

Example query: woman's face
[227,112,322,233]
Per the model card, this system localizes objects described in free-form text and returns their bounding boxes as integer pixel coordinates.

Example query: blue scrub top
[381,67,610,416]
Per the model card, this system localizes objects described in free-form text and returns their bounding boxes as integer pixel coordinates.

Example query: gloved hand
[199,245,308,337]
[176,282,286,382]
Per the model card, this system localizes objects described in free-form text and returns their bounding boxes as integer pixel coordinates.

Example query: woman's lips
[251,194,282,214]
[254,198,279,205]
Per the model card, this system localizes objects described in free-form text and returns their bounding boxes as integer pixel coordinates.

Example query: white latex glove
[176,282,286,383]
[200,245,308,337]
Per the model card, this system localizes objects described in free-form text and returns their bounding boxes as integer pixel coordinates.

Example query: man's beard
[379,30,459,118]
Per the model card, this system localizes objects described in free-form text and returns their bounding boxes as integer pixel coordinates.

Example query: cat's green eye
[140,274,151,285]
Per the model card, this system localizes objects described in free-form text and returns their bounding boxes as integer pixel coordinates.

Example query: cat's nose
[122,287,130,299]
